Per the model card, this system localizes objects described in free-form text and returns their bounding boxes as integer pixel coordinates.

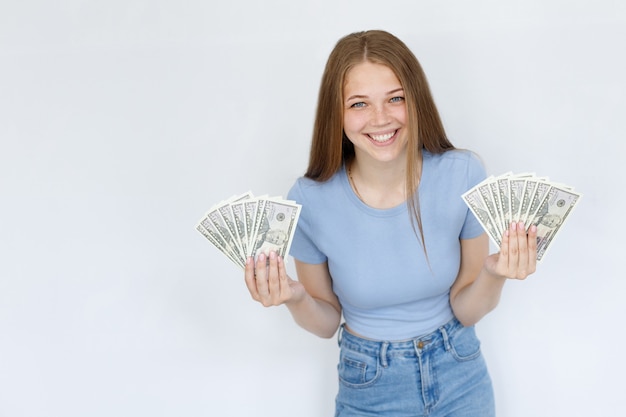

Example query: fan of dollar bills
[196,192,301,269]
[462,172,582,261]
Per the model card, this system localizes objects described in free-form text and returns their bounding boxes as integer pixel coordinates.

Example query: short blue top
[287,150,486,340]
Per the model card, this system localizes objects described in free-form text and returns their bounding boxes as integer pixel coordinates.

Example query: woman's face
[342,61,408,166]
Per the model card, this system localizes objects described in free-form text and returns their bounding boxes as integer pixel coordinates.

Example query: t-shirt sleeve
[286,179,328,264]
[460,152,488,240]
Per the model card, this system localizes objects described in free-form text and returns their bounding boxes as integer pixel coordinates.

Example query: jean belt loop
[337,323,345,347]
[440,325,451,351]
[380,342,389,368]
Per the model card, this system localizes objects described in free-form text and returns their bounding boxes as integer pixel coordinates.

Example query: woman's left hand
[484,221,538,280]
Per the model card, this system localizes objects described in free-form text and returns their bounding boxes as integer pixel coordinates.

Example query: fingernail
[270,251,276,260]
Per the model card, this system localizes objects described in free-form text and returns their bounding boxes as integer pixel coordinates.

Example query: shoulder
[426,148,483,166]
[424,149,486,190]
[425,149,485,173]
[289,168,344,194]
[287,169,344,202]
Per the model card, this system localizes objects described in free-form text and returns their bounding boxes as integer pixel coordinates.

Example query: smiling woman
[242,29,539,417]
[0,1,620,416]
[342,62,409,208]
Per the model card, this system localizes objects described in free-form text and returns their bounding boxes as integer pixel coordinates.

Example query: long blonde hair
[305,30,455,247]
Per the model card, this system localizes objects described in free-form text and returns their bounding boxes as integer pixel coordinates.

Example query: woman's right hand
[244,251,306,307]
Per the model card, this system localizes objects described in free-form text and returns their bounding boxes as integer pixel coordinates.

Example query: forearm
[286,293,342,339]
[452,223,538,326]
[451,267,507,327]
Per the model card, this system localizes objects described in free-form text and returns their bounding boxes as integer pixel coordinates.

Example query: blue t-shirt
[287,150,486,340]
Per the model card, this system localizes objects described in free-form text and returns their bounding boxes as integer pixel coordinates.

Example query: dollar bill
[478,179,503,238]
[525,181,551,231]
[248,199,301,259]
[196,192,301,269]
[197,217,245,268]
[527,185,582,261]
[230,201,250,259]
[518,178,539,226]
[488,179,505,235]
[462,172,582,261]
[509,177,527,223]
[243,198,261,252]
[462,188,502,246]
[216,192,253,260]
[496,173,512,230]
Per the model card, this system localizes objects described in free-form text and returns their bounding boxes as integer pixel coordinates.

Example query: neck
[348,156,413,209]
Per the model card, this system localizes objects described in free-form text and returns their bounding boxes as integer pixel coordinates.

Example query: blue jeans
[335,318,495,416]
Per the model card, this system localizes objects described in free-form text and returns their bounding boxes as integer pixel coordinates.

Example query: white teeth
[369,131,395,142]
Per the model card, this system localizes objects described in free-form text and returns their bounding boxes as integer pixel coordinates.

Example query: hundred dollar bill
[248,198,301,260]
[462,188,502,246]
[527,185,582,261]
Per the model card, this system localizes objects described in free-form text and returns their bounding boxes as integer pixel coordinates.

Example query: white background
[1,1,624,416]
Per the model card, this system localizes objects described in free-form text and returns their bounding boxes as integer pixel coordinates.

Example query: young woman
[244,30,537,417]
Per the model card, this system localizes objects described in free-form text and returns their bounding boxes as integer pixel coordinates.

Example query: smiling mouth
[367,130,397,143]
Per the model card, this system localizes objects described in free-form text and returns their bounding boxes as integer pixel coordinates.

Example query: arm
[288,260,342,338]
[244,252,341,338]
[450,221,538,326]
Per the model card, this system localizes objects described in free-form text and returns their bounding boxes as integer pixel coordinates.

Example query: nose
[371,105,391,126]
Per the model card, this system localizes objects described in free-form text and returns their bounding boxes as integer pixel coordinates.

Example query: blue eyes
[349,97,404,108]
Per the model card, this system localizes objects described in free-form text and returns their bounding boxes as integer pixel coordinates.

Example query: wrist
[480,266,508,285]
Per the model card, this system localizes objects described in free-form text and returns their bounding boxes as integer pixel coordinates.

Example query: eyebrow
[345,87,404,102]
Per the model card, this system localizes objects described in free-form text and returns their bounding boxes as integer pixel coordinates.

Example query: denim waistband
[338,317,464,358]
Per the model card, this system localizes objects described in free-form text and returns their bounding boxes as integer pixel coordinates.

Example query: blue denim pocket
[447,325,482,362]
[337,348,381,388]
